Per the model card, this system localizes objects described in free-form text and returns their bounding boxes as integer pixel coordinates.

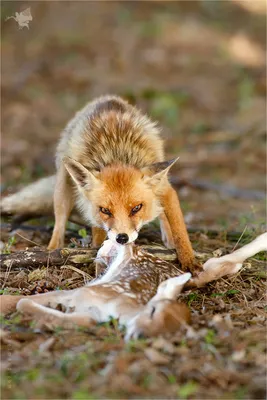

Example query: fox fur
[1,95,195,270]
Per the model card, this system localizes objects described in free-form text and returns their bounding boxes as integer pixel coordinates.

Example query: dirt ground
[1,1,266,399]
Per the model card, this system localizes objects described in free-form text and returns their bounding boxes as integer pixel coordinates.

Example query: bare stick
[0,245,177,272]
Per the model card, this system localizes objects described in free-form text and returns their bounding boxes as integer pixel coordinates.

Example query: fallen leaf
[144,348,170,365]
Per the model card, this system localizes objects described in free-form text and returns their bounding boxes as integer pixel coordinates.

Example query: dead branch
[0,245,176,272]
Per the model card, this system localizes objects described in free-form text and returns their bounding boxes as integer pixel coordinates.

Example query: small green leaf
[72,389,96,400]
[78,228,87,239]
[167,374,176,384]
[178,380,199,399]
[187,293,199,306]
[205,329,216,344]
[226,289,239,296]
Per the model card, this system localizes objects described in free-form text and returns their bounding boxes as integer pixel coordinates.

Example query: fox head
[63,157,178,245]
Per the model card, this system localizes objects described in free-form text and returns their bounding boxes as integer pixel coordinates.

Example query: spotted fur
[1,233,265,339]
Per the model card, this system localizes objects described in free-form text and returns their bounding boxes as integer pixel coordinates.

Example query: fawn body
[4,240,192,336]
[1,233,266,339]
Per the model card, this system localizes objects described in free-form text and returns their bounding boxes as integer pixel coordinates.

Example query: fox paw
[180,259,203,276]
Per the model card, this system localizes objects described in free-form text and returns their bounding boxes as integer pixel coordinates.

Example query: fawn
[1,233,266,339]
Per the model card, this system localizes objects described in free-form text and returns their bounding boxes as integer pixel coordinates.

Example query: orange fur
[88,165,161,238]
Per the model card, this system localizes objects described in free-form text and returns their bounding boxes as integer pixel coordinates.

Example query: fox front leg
[48,165,74,250]
[161,185,198,272]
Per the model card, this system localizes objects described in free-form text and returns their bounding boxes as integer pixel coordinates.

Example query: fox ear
[142,157,179,189]
[63,157,99,189]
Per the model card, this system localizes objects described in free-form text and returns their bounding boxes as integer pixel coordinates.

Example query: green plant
[78,228,87,239]
[178,380,199,399]
[2,236,16,254]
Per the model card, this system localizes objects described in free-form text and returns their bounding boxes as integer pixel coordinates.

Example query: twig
[1,259,13,289]
[14,231,40,247]
[232,225,248,252]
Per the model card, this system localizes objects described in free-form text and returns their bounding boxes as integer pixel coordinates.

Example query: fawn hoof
[17,298,34,313]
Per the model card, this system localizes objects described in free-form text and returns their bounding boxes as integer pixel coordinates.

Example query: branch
[0,245,177,272]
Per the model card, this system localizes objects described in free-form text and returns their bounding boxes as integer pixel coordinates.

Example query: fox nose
[116,233,129,244]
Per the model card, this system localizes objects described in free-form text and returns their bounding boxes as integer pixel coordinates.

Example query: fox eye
[131,204,142,215]
[99,207,112,217]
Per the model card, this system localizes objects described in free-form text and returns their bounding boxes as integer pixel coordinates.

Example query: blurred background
[1,0,266,232]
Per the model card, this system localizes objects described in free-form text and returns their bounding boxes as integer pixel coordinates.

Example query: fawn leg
[17,299,95,329]
[30,289,79,309]
[0,289,78,315]
[159,212,175,249]
[187,232,267,288]
[0,295,24,315]
[161,185,195,271]
[48,165,74,250]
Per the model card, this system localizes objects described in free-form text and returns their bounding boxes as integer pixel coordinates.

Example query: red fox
[1,95,196,270]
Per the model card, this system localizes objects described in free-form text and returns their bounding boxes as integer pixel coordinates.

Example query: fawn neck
[93,243,133,284]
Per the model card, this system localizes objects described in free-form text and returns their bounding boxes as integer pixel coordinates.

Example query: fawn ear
[157,273,192,300]
[63,157,100,189]
[142,158,179,190]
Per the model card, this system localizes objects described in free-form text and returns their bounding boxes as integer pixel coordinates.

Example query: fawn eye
[150,306,156,319]
[99,207,112,217]
[131,204,142,215]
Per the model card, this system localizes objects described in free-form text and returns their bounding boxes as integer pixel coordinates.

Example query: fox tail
[1,176,56,220]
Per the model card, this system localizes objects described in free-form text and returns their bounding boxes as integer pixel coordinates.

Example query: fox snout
[107,229,138,245]
[107,229,139,245]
